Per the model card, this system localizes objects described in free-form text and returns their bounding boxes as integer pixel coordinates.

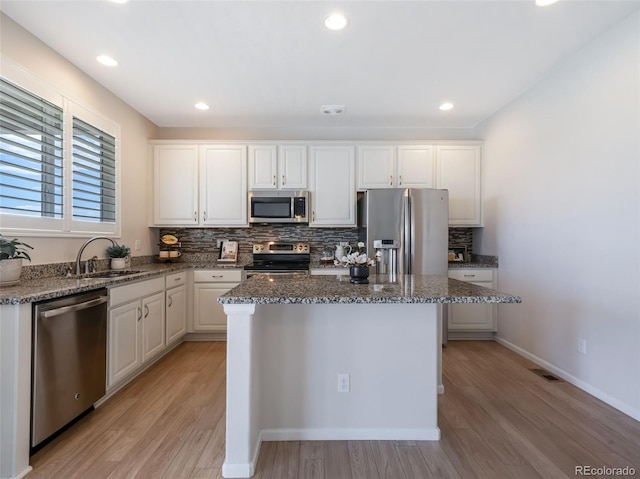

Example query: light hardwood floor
[28,341,640,479]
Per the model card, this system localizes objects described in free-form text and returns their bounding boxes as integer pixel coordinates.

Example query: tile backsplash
[158,225,475,256]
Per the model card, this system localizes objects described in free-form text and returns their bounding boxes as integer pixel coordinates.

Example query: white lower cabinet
[107,277,165,388]
[448,269,497,333]
[166,272,187,345]
[193,269,243,333]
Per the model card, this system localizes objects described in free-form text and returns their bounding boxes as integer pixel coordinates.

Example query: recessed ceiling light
[439,102,454,111]
[535,0,559,6]
[321,105,346,115]
[324,14,348,31]
[195,102,210,111]
[96,55,118,67]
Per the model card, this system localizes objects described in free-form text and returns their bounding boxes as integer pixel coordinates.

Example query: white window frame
[0,58,121,237]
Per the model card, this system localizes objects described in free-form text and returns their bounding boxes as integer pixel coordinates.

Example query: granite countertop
[0,260,248,305]
[218,274,521,305]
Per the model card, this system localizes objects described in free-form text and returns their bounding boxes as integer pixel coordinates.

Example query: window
[72,117,116,223]
[0,78,64,219]
[0,75,120,236]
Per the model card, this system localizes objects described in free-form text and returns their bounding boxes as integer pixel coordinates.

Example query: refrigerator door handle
[404,194,412,274]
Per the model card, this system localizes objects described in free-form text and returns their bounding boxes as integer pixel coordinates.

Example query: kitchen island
[218,274,521,478]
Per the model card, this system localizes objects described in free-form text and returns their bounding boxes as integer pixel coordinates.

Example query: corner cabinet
[248,144,307,190]
[447,268,497,337]
[151,143,247,226]
[309,145,356,227]
[436,145,482,226]
[193,269,243,334]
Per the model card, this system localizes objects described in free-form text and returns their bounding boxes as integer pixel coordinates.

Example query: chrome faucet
[75,236,118,276]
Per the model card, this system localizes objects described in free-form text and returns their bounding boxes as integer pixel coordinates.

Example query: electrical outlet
[578,338,587,355]
[134,240,142,251]
[338,373,350,393]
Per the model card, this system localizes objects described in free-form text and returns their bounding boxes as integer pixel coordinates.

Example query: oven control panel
[252,243,309,254]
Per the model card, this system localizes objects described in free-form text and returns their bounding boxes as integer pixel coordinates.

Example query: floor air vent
[530,368,562,382]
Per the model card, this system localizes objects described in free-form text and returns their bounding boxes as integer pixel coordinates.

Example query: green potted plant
[105,244,130,270]
[0,235,33,286]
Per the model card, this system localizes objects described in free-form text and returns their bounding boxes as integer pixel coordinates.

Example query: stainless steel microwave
[249,191,309,224]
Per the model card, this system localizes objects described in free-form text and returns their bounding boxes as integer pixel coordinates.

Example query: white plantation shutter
[0,78,64,219]
[72,117,117,223]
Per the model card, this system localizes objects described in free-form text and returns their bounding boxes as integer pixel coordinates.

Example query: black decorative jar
[349,266,370,284]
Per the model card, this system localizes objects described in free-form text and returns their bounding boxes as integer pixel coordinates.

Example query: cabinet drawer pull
[144,305,149,318]
[211,275,224,278]
[168,296,173,307]
[137,307,142,321]
[463,274,476,278]
[174,277,182,281]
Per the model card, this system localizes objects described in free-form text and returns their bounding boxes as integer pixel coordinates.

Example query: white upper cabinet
[436,145,482,226]
[396,145,435,188]
[309,145,355,227]
[152,145,199,225]
[248,144,307,190]
[200,145,247,226]
[357,145,396,189]
[358,145,434,189]
[152,143,248,227]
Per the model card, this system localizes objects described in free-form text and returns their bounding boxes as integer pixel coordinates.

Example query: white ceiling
[1,1,638,129]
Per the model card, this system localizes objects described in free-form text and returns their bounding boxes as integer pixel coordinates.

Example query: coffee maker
[373,239,399,276]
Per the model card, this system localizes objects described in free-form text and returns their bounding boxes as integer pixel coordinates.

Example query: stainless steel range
[243,242,310,277]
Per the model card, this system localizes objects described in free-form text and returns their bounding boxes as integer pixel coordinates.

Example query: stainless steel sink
[75,270,144,279]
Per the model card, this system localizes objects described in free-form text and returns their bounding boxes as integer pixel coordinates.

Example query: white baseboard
[494,336,640,422]
[221,430,263,479]
[261,427,441,441]
[183,332,226,341]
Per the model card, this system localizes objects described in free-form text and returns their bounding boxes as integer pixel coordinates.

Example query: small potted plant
[105,244,130,270]
[0,235,33,286]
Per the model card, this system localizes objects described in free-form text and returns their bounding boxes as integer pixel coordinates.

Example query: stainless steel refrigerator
[358,188,449,276]
[358,188,449,344]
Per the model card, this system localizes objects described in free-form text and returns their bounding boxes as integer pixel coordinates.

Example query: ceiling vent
[321,105,346,116]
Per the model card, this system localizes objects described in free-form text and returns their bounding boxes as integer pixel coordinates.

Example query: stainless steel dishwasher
[31,288,108,448]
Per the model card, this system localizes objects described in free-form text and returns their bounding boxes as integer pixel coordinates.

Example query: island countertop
[218,274,521,305]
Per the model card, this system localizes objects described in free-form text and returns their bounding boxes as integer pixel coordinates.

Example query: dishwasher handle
[40,296,108,319]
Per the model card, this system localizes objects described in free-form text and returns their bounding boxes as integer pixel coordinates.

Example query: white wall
[475,12,639,419]
[0,14,159,265]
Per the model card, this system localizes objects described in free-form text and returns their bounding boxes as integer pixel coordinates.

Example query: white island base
[222,303,443,479]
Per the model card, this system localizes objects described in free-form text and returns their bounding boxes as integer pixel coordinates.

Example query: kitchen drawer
[166,271,187,288]
[194,269,243,283]
[109,277,165,307]
[448,269,493,282]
